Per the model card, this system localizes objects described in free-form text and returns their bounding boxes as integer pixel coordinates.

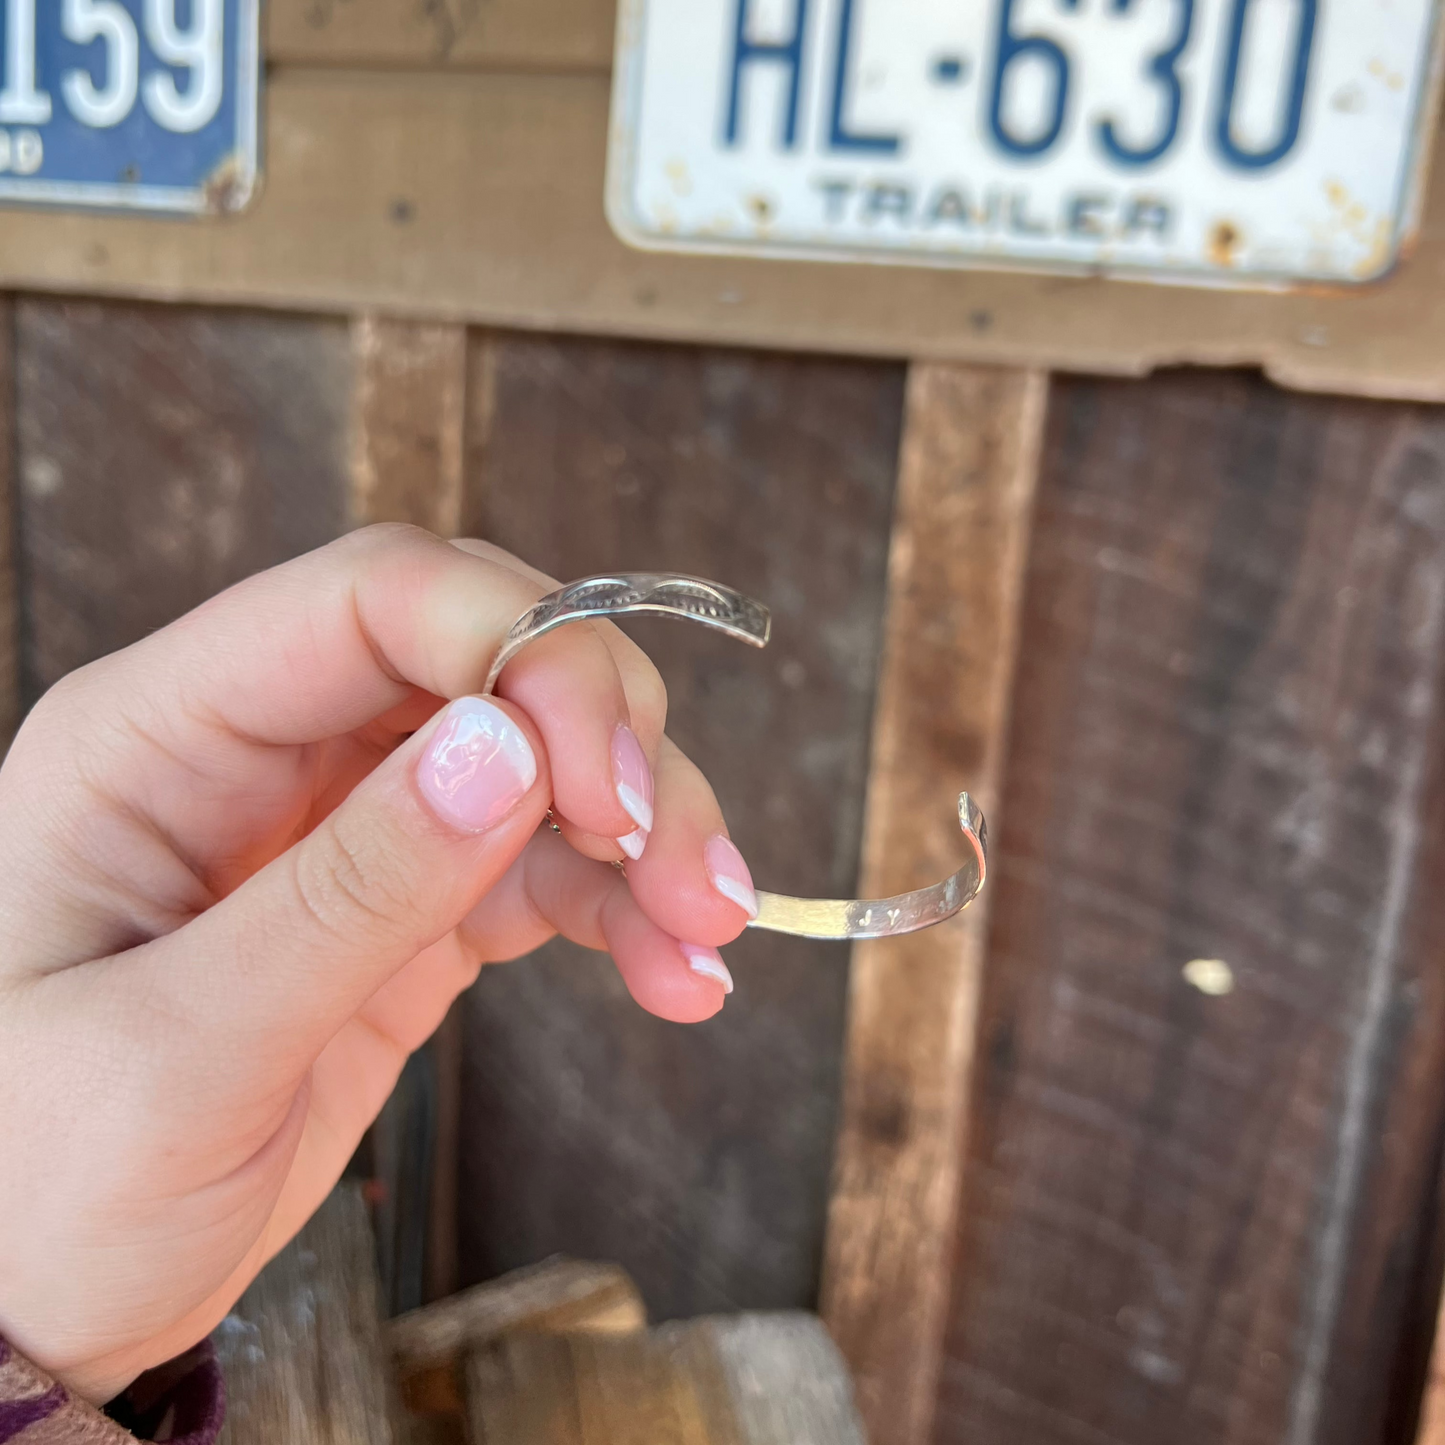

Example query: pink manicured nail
[618,827,649,861]
[682,944,734,995]
[417,697,537,833]
[612,725,655,832]
[704,835,759,919]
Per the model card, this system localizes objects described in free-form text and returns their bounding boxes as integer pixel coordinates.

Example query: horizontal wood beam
[267,0,615,73]
[0,74,1441,398]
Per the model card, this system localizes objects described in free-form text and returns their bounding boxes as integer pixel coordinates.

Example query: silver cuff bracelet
[483,574,987,941]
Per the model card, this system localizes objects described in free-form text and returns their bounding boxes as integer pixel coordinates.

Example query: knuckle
[346,520,436,551]
[292,817,414,944]
[323,522,440,575]
[31,662,100,720]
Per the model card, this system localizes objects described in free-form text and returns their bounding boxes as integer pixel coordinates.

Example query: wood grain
[0,73,1443,401]
[215,1184,396,1445]
[267,0,615,71]
[938,371,1445,1445]
[457,334,904,1320]
[0,300,16,754]
[371,1048,441,1319]
[392,1258,646,1379]
[424,1004,464,1306]
[351,317,468,535]
[391,1257,645,1420]
[15,299,351,704]
[820,365,1046,1445]
[465,1314,864,1445]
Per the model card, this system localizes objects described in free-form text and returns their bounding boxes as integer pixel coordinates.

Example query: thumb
[132,695,549,1084]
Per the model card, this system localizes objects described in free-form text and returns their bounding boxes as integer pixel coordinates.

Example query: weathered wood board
[14,292,1445,1441]
[351,318,467,536]
[392,1258,645,1379]
[938,370,1445,1445]
[14,299,352,705]
[0,63,1440,399]
[391,1256,646,1422]
[821,364,1045,1445]
[1418,1303,1445,1445]
[457,333,904,1320]
[214,1184,397,1445]
[267,0,616,71]
[465,1314,865,1445]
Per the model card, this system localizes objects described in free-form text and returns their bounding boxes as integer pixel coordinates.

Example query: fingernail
[612,725,655,833]
[682,944,734,995]
[704,835,759,919]
[418,697,537,833]
[618,827,649,861]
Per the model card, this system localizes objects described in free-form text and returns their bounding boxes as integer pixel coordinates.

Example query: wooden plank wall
[0,301,905,1327]
[8,294,1445,1445]
[0,0,1434,396]
[939,372,1445,1445]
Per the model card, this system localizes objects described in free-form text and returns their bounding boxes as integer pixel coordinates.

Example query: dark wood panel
[16,299,353,704]
[457,335,905,1320]
[939,371,1445,1445]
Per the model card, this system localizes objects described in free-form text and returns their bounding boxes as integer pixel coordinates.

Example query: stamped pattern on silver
[483,574,770,696]
[482,573,986,941]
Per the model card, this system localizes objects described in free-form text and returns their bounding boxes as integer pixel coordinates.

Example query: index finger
[13,525,650,875]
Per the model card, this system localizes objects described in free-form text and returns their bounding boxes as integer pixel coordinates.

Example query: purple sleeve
[0,1336,224,1445]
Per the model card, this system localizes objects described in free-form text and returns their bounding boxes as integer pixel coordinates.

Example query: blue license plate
[0,0,259,213]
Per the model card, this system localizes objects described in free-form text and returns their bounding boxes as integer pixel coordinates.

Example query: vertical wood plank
[938,372,1445,1445]
[351,317,468,536]
[424,1005,464,1305]
[419,333,499,1299]
[820,365,1046,1445]
[0,299,16,753]
[16,300,352,704]
[457,335,905,1321]
[348,314,470,1315]
[215,1185,396,1445]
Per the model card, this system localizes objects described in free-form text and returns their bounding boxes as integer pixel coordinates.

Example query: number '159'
[0,0,222,134]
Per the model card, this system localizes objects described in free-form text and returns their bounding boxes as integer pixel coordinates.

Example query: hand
[0,526,760,1405]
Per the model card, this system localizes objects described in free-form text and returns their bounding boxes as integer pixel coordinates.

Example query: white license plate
[607,0,1443,286]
